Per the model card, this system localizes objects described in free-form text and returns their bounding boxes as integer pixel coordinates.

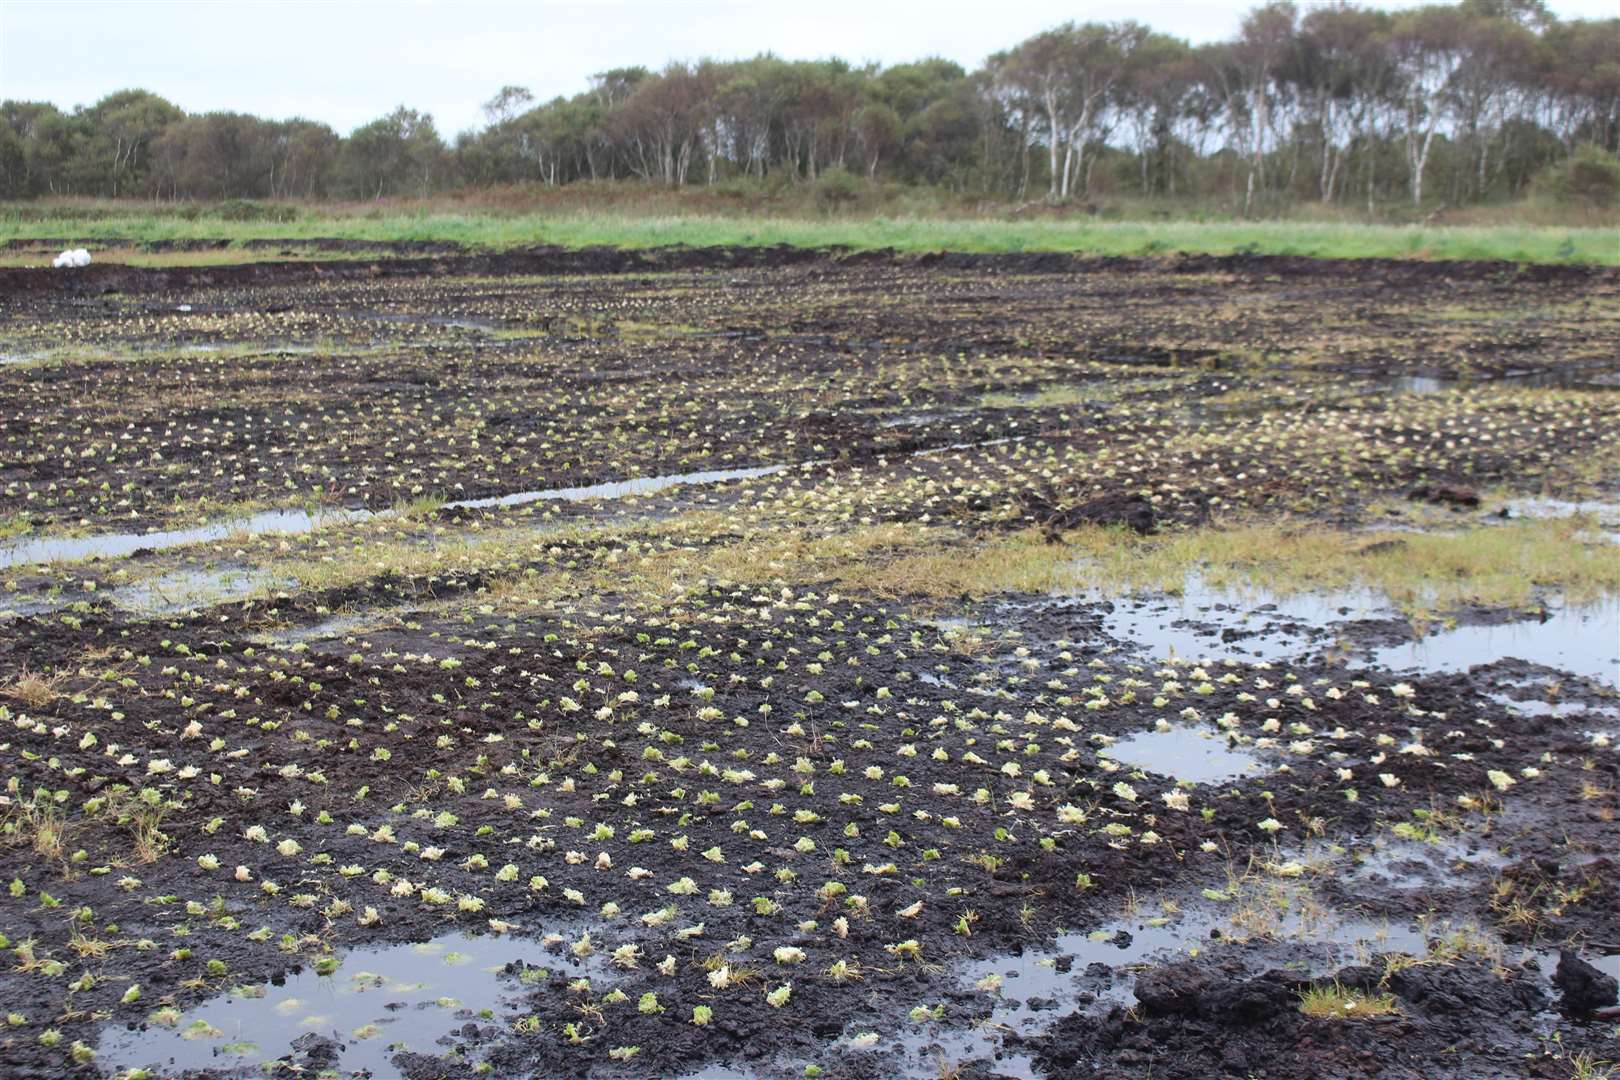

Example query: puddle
[876,410,972,429]
[2,442,1016,571]
[0,595,58,619]
[1498,497,1620,521]
[99,931,604,1080]
[1344,835,1510,892]
[0,507,375,571]
[1494,367,1620,390]
[1527,946,1620,1023]
[659,850,1502,1078]
[892,1035,1040,1079]
[648,889,1437,1080]
[1574,952,1620,984]
[447,463,797,510]
[1496,498,1620,543]
[1488,692,1616,720]
[1099,727,1264,785]
[248,613,387,646]
[1079,575,1619,691]
[1093,575,1389,664]
[1374,600,1620,689]
[912,436,1024,457]
[1388,374,1448,394]
[0,463,806,570]
[338,310,500,332]
[108,568,290,615]
[907,845,1610,1080]
[1381,369,1620,393]
[913,898,1434,1079]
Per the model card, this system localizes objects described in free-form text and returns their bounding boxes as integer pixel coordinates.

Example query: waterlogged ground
[0,246,1617,1080]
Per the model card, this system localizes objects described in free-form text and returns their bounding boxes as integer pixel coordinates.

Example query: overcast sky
[3,0,1615,136]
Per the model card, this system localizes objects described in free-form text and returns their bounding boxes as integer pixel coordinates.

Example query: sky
[2,0,1615,137]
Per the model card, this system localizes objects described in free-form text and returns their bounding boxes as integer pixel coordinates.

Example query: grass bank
[2,204,1616,265]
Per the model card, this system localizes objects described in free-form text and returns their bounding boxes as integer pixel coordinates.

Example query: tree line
[3,0,1617,209]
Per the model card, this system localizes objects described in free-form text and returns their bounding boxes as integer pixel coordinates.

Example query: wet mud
[0,245,1616,1079]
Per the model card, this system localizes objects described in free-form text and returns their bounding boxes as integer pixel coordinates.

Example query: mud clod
[1554,949,1620,1013]
[1026,492,1158,538]
[1407,483,1482,509]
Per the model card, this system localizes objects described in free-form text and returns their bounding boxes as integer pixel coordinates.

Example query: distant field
[3,207,1617,265]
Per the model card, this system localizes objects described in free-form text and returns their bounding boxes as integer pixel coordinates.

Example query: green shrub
[813,168,864,211]
[1532,145,1620,208]
[212,199,298,223]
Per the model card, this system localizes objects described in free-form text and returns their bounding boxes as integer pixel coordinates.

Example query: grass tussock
[1567,1052,1620,1080]
[783,516,1619,616]
[1298,981,1401,1020]
[848,529,1078,604]
[695,522,921,589]
[274,525,566,595]
[2,795,69,862]
[2,666,69,710]
[1061,516,1620,613]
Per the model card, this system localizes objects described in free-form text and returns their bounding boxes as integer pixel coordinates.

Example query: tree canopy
[4,5,1617,208]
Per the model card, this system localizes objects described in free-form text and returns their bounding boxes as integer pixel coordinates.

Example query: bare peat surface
[0,246,1617,1080]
